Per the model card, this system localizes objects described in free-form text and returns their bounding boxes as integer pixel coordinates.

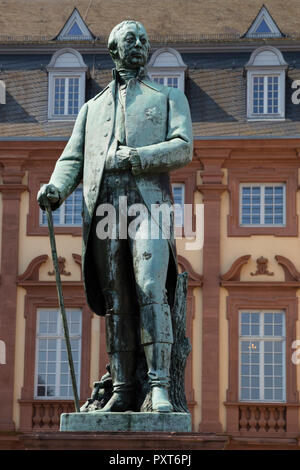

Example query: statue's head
[108,20,150,70]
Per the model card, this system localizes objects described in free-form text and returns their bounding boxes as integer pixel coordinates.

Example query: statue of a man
[38,20,193,413]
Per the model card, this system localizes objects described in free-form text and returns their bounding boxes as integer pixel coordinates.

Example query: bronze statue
[38,20,193,414]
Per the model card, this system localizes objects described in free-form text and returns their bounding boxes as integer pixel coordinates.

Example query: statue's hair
[107,20,150,61]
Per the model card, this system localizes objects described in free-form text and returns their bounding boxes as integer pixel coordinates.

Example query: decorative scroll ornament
[48,257,71,276]
[251,256,274,277]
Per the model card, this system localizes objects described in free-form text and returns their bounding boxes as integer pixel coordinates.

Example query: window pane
[252,76,264,114]
[167,77,178,88]
[240,339,260,401]
[67,77,80,115]
[266,76,280,114]
[172,184,185,227]
[35,309,82,399]
[263,185,284,225]
[240,184,285,226]
[241,186,261,225]
[54,78,66,115]
[252,75,280,116]
[152,76,164,85]
[240,311,285,402]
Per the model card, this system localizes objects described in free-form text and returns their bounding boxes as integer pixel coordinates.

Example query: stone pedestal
[19,431,229,450]
[60,412,191,432]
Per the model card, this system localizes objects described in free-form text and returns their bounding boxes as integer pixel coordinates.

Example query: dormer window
[243,5,283,39]
[46,48,88,120]
[245,46,288,121]
[55,8,95,41]
[148,48,187,92]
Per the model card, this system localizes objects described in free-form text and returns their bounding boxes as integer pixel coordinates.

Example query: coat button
[104,132,108,137]
[106,117,111,121]
[100,151,104,155]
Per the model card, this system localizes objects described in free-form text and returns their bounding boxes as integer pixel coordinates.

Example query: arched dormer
[46,48,88,120]
[147,48,187,92]
[245,46,288,120]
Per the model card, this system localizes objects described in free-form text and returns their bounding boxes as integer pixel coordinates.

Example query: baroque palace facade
[1,0,300,450]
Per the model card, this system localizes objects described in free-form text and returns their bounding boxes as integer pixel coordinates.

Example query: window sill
[247,118,285,122]
[48,118,77,122]
[239,224,286,228]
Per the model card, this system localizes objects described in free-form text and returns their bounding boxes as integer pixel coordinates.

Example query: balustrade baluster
[248,406,257,432]
[268,406,276,432]
[239,406,248,431]
[277,407,286,432]
[258,406,267,432]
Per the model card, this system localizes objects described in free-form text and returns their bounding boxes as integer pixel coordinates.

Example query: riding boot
[140,303,173,413]
[98,350,136,412]
[97,312,136,412]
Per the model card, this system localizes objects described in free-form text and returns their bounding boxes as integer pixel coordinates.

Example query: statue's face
[115,23,149,69]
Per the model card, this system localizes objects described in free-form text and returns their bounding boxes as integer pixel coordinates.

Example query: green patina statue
[38,20,193,414]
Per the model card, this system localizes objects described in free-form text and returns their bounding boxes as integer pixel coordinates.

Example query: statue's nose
[135,38,142,48]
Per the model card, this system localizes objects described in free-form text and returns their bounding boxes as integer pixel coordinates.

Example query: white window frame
[39,184,83,227]
[247,70,285,120]
[148,48,187,92]
[245,46,287,121]
[151,75,181,89]
[51,74,82,118]
[34,308,82,400]
[239,310,286,403]
[172,183,185,227]
[239,183,286,227]
[47,48,87,121]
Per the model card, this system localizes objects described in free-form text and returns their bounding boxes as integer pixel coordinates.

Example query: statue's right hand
[37,184,60,211]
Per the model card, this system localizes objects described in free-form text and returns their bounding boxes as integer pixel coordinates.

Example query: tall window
[35,308,82,399]
[239,310,286,402]
[47,48,87,120]
[240,183,285,226]
[172,183,185,227]
[53,77,80,116]
[245,46,287,120]
[252,75,279,115]
[40,185,83,227]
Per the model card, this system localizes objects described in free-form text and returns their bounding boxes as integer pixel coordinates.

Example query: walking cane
[44,197,80,413]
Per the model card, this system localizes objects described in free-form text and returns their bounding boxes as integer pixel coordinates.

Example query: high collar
[112,66,148,84]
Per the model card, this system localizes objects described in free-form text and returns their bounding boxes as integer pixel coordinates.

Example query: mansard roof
[0,0,300,43]
[0,49,300,138]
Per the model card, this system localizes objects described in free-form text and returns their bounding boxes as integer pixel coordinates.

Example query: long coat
[49,75,193,315]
